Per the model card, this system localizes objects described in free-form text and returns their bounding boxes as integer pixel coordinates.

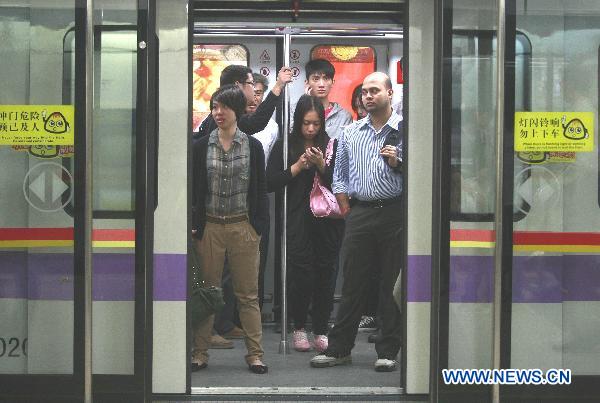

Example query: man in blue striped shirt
[311,72,403,373]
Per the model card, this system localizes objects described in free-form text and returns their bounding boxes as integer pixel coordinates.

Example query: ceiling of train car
[194,0,405,26]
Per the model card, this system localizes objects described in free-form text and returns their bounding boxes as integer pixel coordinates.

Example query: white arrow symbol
[52,173,68,203]
[29,172,46,201]
[517,175,533,206]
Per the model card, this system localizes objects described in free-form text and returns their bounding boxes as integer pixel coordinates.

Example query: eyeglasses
[243,81,255,87]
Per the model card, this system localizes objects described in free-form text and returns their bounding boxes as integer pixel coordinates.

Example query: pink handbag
[309,139,343,219]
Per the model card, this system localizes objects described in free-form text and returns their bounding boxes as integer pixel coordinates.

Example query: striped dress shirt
[332,112,403,200]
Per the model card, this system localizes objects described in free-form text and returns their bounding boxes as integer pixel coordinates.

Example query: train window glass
[63,27,137,217]
[449,31,532,221]
[192,44,248,131]
[310,45,376,118]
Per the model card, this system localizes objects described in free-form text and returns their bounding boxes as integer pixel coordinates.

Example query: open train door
[0,0,157,401]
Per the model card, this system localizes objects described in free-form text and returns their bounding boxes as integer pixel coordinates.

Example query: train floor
[191,323,402,392]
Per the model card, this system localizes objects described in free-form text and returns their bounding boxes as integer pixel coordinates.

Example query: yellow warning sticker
[514,112,594,152]
[0,105,74,145]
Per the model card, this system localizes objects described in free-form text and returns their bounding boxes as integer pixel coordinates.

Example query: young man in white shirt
[247,73,280,163]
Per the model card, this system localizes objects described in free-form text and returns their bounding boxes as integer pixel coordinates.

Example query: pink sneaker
[313,334,328,353]
[293,329,311,352]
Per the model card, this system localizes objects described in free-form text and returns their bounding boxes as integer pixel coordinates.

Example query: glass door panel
[511,0,600,378]
[0,2,76,377]
[64,4,138,377]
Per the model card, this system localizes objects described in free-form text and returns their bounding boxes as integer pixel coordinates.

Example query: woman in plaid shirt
[192,84,269,374]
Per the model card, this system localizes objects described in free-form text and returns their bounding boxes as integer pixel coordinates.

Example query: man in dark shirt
[195,65,292,139]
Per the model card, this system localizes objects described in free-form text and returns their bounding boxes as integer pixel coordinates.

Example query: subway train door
[426,0,600,402]
[0,1,157,402]
[190,25,404,396]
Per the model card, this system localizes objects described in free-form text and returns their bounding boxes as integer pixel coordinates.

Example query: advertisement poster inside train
[514,111,594,152]
[192,44,248,131]
[310,45,376,117]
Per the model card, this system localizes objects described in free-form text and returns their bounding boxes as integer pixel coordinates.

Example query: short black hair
[220,65,252,86]
[210,84,247,120]
[305,59,335,80]
[253,73,269,89]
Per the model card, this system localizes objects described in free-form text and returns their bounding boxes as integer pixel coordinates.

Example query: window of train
[450,31,532,221]
[192,44,248,131]
[63,27,137,218]
[310,45,376,118]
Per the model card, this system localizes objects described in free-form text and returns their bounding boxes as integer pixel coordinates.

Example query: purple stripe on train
[0,252,186,301]
[153,254,186,301]
[2,252,599,302]
[407,254,600,303]
[407,255,431,302]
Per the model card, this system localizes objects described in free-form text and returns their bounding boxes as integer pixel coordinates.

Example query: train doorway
[184,1,408,398]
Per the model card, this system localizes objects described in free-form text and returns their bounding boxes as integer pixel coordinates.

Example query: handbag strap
[325,138,335,166]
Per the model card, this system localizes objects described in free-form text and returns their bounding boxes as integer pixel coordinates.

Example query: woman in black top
[192,85,269,375]
[266,95,344,353]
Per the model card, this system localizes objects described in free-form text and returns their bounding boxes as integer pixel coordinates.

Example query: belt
[353,197,402,208]
[206,214,248,224]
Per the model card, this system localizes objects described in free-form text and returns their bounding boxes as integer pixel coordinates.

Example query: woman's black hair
[210,84,247,121]
[351,84,364,114]
[289,95,329,162]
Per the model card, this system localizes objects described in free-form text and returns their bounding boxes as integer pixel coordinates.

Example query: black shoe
[248,360,269,374]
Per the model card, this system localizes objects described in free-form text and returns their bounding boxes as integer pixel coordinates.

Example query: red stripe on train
[2,228,599,246]
[0,228,135,241]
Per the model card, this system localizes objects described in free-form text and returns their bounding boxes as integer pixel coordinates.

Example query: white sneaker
[374,358,397,372]
[310,352,352,368]
[358,315,377,331]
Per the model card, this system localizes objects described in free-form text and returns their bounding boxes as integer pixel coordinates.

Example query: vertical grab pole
[492,0,506,402]
[279,30,291,354]
[84,0,94,401]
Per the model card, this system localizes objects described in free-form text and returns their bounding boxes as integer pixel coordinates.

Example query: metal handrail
[279,30,291,355]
